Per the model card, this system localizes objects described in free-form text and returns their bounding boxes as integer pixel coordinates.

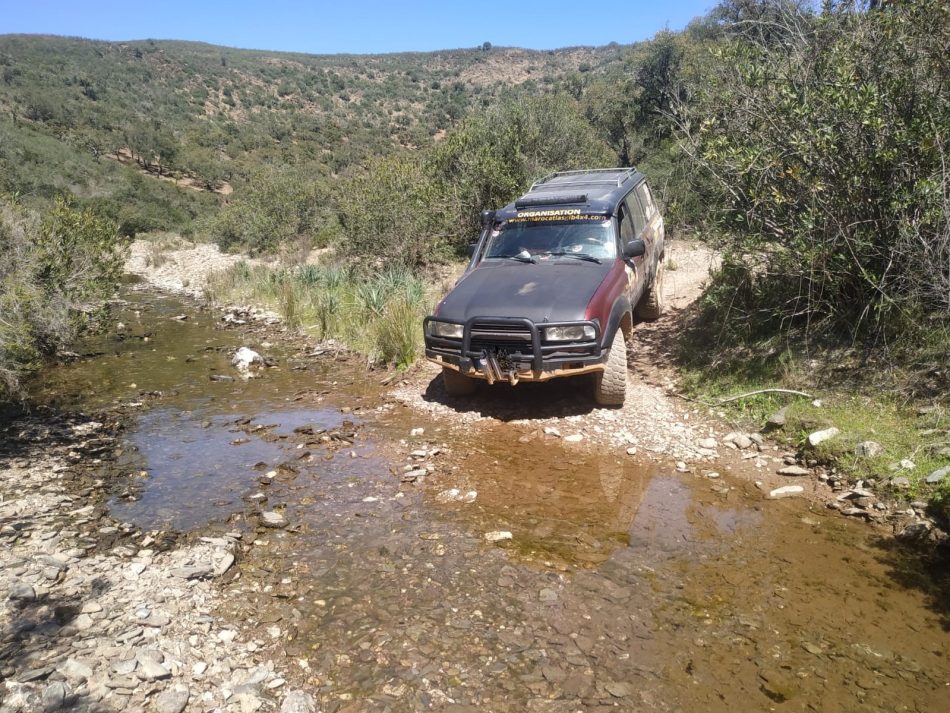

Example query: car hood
[434,260,611,324]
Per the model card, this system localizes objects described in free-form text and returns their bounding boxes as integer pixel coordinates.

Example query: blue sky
[1,1,715,55]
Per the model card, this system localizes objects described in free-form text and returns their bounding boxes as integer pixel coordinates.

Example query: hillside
[0,35,627,234]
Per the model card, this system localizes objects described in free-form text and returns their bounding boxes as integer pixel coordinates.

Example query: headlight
[544,325,595,342]
[428,321,463,339]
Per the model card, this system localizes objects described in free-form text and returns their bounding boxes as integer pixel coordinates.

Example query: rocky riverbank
[0,411,318,712]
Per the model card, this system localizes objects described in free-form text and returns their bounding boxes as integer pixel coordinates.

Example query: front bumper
[423,316,606,384]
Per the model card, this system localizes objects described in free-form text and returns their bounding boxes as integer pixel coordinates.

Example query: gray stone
[778,465,810,476]
[766,407,788,428]
[925,466,950,485]
[137,659,171,681]
[42,681,67,712]
[59,658,93,683]
[213,552,235,577]
[111,659,137,675]
[855,441,884,458]
[261,511,288,528]
[733,434,753,450]
[169,564,212,580]
[19,667,53,682]
[890,476,911,489]
[281,691,317,713]
[808,427,840,447]
[153,686,190,713]
[769,485,804,499]
[73,614,94,631]
[697,438,718,450]
[539,588,558,603]
[8,581,36,602]
[605,681,634,698]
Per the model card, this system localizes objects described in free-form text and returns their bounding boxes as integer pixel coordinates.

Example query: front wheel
[636,257,666,320]
[442,367,477,396]
[593,329,627,407]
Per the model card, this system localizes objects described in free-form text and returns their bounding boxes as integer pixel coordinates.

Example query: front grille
[469,323,532,342]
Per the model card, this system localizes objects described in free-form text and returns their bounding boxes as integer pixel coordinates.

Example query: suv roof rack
[530,168,638,191]
[515,193,588,209]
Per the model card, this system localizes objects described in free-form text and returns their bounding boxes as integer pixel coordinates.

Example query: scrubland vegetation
[0,2,946,510]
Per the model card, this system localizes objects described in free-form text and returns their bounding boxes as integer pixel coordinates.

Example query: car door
[617,202,643,305]
[636,182,664,267]
[624,187,657,284]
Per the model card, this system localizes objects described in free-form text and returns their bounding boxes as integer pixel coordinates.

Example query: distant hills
[0,34,630,234]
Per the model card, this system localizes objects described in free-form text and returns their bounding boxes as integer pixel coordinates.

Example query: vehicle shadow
[421,370,600,421]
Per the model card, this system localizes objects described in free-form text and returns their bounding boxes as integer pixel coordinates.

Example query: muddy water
[33,290,950,711]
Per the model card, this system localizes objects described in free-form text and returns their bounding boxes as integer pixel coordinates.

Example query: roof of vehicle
[495,168,645,221]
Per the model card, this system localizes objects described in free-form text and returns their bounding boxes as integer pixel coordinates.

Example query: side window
[625,193,648,235]
[636,184,656,218]
[618,206,636,243]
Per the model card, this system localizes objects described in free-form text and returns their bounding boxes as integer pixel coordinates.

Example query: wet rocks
[232,346,264,374]
[808,427,840,447]
[281,691,316,713]
[260,511,288,528]
[435,488,477,504]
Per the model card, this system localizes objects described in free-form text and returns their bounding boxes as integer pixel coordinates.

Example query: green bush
[0,196,126,398]
[200,168,331,255]
[680,0,949,343]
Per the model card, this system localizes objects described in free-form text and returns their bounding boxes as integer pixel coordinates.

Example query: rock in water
[281,691,317,713]
[770,485,804,499]
[231,347,263,372]
[808,427,840,447]
[261,511,288,528]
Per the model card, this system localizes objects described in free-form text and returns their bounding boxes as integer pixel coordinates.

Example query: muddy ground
[1,245,948,712]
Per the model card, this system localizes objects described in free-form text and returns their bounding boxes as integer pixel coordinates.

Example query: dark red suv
[424,168,665,406]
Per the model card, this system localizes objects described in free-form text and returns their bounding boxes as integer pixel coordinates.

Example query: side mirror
[623,239,646,259]
[480,209,496,228]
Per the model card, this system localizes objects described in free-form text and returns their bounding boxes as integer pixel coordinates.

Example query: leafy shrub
[201,168,331,255]
[0,196,126,398]
[677,0,949,351]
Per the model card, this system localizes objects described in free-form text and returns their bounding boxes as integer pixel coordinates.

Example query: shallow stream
[32,289,949,711]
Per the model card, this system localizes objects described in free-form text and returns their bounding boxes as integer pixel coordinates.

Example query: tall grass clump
[206,261,430,366]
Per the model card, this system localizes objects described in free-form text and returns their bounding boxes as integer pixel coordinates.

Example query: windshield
[483,218,616,261]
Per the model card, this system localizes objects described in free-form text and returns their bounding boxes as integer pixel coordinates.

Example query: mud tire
[442,368,477,396]
[636,257,666,320]
[593,329,627,407]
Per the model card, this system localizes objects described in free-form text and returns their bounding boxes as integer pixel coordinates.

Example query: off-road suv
[424,168,665,406]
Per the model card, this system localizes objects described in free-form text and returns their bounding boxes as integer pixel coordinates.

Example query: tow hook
[478,351,519,386]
